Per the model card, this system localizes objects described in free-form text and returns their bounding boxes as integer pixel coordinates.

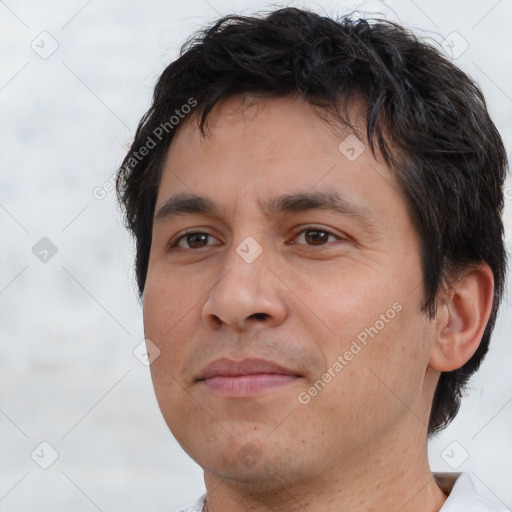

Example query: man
[116,7,508,511]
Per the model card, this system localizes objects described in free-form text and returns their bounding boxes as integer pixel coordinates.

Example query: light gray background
[1,0,511,510]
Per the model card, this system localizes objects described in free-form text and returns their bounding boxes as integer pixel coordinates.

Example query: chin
[198,435,315,490]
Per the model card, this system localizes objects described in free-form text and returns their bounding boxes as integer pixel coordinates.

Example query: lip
[198,357,299,379]
[197,357,301,397]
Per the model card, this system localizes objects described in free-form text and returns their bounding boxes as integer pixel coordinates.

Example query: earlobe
[428,264,494,372]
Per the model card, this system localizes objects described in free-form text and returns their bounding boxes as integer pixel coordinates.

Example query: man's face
[143,94,438,488]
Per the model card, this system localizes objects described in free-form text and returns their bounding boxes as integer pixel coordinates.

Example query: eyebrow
[154,190,378,231]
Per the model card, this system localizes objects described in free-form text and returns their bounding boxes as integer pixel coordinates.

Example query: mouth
[197,357,302,397]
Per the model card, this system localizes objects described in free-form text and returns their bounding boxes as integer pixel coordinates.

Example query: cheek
[142,275,201,434]
[306,274,394,344]
[143,263,198,336]
[306,272,430,416]
[142,269,200,386]
[330,304,431,419]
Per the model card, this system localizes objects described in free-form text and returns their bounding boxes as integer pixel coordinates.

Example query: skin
[143,94,494,511]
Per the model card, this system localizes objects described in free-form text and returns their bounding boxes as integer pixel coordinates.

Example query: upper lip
[197,357,300,380]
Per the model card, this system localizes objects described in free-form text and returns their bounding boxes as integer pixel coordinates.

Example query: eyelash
[167,225,344,251]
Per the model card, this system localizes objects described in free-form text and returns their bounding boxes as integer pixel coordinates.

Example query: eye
[290,226,342,246]
[169,231,221,250]
[168,226,344,251]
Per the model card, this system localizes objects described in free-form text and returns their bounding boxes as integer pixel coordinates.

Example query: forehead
[155,94,404,224]
[172,94,367,164]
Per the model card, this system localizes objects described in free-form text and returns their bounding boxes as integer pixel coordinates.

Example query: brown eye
[293,228,340,246]
[304,230,330,245]
[171,232,220,250]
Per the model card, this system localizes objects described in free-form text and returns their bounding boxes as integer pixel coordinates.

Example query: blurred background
[1,0,511,510]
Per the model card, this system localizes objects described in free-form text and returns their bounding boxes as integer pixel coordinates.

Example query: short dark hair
[116,7,507,436]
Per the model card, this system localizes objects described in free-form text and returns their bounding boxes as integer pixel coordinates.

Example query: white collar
[436,472,508,511]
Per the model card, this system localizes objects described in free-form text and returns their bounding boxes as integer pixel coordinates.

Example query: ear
[428,264,494,372]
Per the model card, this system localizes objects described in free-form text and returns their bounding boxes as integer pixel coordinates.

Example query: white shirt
[435,473,509,511]
[176,473,509,511]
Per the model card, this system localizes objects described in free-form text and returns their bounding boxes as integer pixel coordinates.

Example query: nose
[201,241,289,332]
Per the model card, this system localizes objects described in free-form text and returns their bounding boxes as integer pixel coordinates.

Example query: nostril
[249,312,269,321]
